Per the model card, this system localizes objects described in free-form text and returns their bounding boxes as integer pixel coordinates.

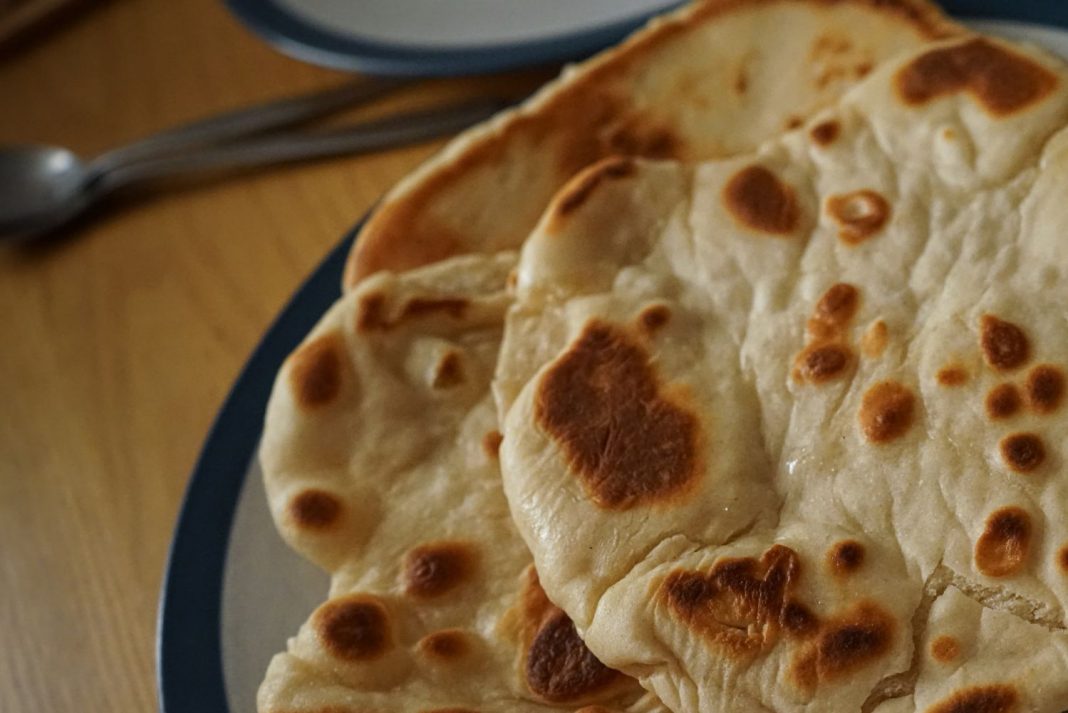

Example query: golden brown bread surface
[343,0,959,287]
[258,253,664,712]
[495,34,1068,713]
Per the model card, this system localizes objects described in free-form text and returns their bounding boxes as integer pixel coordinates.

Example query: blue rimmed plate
[160,6,1068,713]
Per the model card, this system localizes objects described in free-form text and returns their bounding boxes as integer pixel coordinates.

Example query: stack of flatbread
[257,1,1068,711]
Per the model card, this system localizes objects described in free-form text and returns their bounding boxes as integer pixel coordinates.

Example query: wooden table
[0,2,547,709]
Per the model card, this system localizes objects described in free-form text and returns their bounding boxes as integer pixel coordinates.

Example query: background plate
[226,0,685,76]
[159,8,1068,713]
[224,0,1068,76]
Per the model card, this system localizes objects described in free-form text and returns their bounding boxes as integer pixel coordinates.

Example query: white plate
[226,0,684,75]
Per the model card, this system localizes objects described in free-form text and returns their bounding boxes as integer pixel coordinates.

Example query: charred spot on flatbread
[896,38,1057,116]
[975,507,1033,578]
[925,684,1020,713]
[662,545,808,657]
[789,602,897,693]
[289,332,347,409]
[980,316,1030,372]
[826,190,891,245]
[314,595,393,661]
[403,541,478,599]
[858,381,916,443]
[1026,364,1065,414]
[930,635,961,663]
[535,321,701,510]
[724,165,801,235]
[999,433,1046,473]
[986,384,1022,420]
[288,489,343,531]
[525,611,623,703]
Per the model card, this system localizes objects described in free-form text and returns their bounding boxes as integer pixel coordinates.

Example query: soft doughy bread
[258,253,665,712]
[871,585,1068,712]
[496,36,1068,712]
[261,2,962,707]
[342,0,959,287]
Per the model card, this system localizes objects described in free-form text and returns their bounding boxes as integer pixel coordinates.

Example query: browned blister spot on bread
[289,489,343,530]
[662,545,809,657]
[937,365,968,386]
[796,284,860,384]
[554,158,636,219]
[724,165,800,235]
[896,38,1057,116]
[975,507,1032,578]
[482,430,503,459]
[790,601,896,693]
[999,432,1045,473]
[526,611,623,703]
[926,684,1020,713]
[734,65,748,95]
[810,120,841,146]
[930,635,960,663]
[514,566,626,704]
[980,315,1030,372]
[810,283,860,338]
[862,320,889,358]
[289,332,346,409]
[1026,364,1065,413]
[403,541,477,598]
[783,600,821,639]
[986,383,1021,420]
[795,343,854,383]
[418,629,470,662]
[431,351,465,389]
[827,190,891,245]
[858,381,916,443]
[638,304,672,333]
[535,321,700,510]
[355,292,388,332]
[1059,546,1068,573]
[828,541,866,576]
[314,595,392,661]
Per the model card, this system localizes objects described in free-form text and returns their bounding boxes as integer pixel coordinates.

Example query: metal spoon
[0,78,506,241]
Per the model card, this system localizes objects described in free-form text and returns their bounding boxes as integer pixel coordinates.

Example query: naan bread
[258,253,664,712]
[261,1,963,710]
[872,583,1068,712]
[343,0,959,287]
[496,35,1068,712]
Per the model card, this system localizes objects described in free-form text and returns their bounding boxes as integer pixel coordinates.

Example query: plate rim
[225,0,687,76]
[159,5,1068,713]
[156,224,357,713]
[223,0,1068,77]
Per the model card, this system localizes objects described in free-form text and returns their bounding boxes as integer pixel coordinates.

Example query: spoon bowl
[0,145,93,239]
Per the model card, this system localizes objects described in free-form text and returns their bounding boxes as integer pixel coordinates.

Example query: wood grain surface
[0,1,548,709]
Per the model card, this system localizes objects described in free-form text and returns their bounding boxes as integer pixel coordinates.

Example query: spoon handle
[92,97,507,195]
[88,77,413,176]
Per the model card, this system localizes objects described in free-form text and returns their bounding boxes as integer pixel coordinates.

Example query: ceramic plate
[159,7,1068,713]
[226,0,685,75]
